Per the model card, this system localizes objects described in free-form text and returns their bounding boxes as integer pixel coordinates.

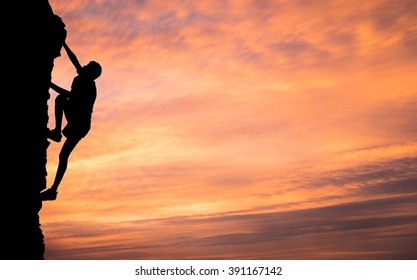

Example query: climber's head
[82,61,102,80]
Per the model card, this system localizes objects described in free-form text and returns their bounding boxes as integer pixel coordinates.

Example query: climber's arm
[63,42,82,73]
[50,82,70,97]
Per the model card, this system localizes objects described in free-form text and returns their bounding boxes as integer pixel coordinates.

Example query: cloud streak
[44,194,417,259]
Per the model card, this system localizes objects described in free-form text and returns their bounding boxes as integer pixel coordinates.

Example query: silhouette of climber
[41,41,102,201]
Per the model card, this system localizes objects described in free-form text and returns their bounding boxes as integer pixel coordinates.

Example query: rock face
[2,1,66,260]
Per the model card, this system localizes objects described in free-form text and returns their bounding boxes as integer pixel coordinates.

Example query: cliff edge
[2,0,66,260]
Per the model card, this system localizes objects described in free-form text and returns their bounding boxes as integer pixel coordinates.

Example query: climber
[41,41,102,201]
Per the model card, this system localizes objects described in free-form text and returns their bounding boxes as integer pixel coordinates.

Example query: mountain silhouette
[2,1,66,259]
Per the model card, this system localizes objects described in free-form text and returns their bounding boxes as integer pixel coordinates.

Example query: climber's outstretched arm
[63,42,82,72]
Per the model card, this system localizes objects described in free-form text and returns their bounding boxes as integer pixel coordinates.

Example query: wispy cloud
[44,194,417,259]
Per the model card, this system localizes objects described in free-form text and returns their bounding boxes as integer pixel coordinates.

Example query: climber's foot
[48,129,62,142]
[40,188,58,201]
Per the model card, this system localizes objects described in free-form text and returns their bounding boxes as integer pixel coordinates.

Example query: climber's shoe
[40,188,58,201]
[48,129,62,143]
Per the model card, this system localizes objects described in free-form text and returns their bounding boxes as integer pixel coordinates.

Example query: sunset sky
[41,0,417,259]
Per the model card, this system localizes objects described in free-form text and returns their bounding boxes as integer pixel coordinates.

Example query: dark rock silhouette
[2,1,66,259]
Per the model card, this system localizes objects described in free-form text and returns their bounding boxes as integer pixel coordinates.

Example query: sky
[41,0,417,259]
